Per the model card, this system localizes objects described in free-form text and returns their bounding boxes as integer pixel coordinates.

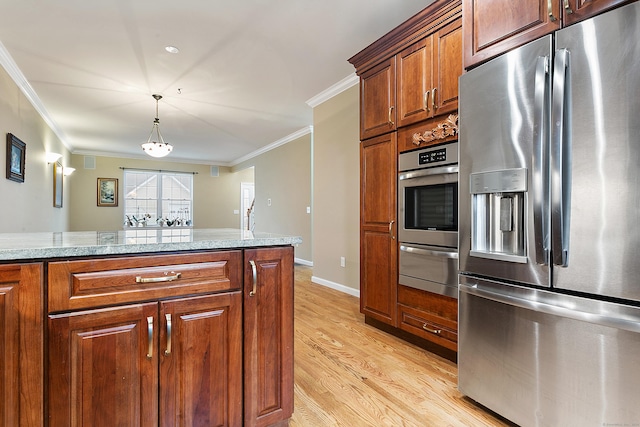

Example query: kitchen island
[0,228,301,427]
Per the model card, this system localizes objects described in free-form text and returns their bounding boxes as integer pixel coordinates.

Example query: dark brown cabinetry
[360,133,398,325]
[360,58,396,140]
[351,0,461,356]
[0,263,43,427]
[45,247,293,427]
[243,247,294,427]
[463,0,630,68]
[397,16,462,127]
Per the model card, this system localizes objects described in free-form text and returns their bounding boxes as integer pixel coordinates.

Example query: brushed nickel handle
[548,0,558,21]
[424,91,431,113]
[146,316,154,359]
[422,324,442,335]
[431,88,437,111]
[389,220,395,240]
[388,106,395,127]
[563,0,573,14]
[164,314,172,356]
[136,272,182,283]
[249,260,257,297]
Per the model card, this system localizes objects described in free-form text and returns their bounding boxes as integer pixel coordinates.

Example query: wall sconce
[46,152,62,164]
[63,167,75,176]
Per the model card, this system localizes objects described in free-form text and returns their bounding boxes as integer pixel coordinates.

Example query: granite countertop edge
[0,229,303,261]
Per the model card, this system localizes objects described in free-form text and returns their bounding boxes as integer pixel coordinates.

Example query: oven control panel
[399,142,458,172]
[419,148,447,164]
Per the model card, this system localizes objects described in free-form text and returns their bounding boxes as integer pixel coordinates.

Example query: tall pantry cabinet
[349,0,462,355]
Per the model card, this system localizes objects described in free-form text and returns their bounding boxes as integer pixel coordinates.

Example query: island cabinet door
[159,292,243,427]
[0,263,43,427]
[243,247,294,427]
[48,303,159,427]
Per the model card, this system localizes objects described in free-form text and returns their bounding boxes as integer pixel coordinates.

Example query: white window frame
[123,169,193,228]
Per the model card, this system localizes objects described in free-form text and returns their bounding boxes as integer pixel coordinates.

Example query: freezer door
[459,35,552,287]
[552,2,640,302]
[458,274,640,427]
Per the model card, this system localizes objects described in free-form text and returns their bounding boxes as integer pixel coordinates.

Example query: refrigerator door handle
[533,55,550,265]
[459,282,640,334]
[551,48,571,267]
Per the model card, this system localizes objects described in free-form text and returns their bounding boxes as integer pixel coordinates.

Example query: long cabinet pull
[422,324,442,335]
[548,0,558,21]
[424,91,430,113]
[164,314,172,356]
[389,220,395,240]
[431,88,437,112]
[249,260,257,297]
[136,272,182,283]
[563,0,573,14]
[388,106,395,127]
[146,316,154,359]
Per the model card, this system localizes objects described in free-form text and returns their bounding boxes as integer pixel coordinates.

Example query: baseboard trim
[294,258,313,267]
[311,275,360,298]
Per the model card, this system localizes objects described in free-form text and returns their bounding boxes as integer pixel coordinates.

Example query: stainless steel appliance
[458,3,640,426]
[398,142,458,298]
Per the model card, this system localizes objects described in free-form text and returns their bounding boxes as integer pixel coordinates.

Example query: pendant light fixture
[141,94,173,158]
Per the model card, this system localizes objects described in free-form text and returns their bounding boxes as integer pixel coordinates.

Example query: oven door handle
[400,244,458,259]
[399,165,458,181]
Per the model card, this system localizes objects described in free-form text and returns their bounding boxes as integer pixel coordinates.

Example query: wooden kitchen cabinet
[48,293,242,427]
[360,133,398,326]
[397,285,457,352]
[360,57,396,140]
[0,263,43,427]
[397,15,462,127]
[463,0,630,69]
[243,246,294,427]
[47,250,245,427]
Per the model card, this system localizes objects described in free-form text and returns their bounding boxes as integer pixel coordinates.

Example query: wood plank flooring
[290,265,516,427]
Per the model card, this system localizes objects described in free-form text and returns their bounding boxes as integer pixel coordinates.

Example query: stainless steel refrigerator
[458,3,640,426]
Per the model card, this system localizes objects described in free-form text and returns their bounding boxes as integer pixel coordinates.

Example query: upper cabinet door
[397,37,433,128]
[562,0,630,25]
[433,16,463,116]
[360,57,396,140]
[463,0,561,69]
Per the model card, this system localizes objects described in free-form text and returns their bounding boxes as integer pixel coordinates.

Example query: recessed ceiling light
[165,46,180,54]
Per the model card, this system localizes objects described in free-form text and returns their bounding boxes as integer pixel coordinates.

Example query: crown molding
[305,73,359,108]
[229,126,313,167]
[0,41,73,152]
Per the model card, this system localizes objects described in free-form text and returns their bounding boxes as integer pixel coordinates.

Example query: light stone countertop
[0,228,302,261]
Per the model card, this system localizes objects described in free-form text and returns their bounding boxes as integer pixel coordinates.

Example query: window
[124,170,193,227]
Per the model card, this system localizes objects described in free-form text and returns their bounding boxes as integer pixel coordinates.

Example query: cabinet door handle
[249,260,257,297]
[548,0,558,21]
[563,0,573,14]
[388,106,395,127]
[422,324,442,335]
[424,91,431,113]
[164,314,172,356]
[389,220,395,240]
[146,316,154,359]
[136,272,182,283]
[431,88,437,111]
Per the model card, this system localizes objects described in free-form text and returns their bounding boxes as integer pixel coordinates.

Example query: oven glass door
[399,166,458,247]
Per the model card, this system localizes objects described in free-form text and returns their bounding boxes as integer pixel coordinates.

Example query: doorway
[241,182,255,231]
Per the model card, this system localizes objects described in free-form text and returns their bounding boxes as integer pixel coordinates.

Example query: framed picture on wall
[53,160,63,208]
[6,133,26,183]
[97,178,118,207]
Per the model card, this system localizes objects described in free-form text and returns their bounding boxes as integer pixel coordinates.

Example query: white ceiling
[0,0,434,165]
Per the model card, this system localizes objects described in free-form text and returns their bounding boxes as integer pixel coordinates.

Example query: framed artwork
[53,160,63,208]
[6,133,26,183]
[97,178,118,207]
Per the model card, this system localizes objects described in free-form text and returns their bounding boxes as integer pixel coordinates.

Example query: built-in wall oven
[398,142,458,298]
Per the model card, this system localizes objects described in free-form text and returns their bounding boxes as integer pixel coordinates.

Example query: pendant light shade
[141,94,173,158]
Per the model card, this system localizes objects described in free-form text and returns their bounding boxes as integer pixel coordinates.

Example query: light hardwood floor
[289,265,516,427]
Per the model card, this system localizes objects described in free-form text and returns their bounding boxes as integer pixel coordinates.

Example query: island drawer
[48,250,242,312]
